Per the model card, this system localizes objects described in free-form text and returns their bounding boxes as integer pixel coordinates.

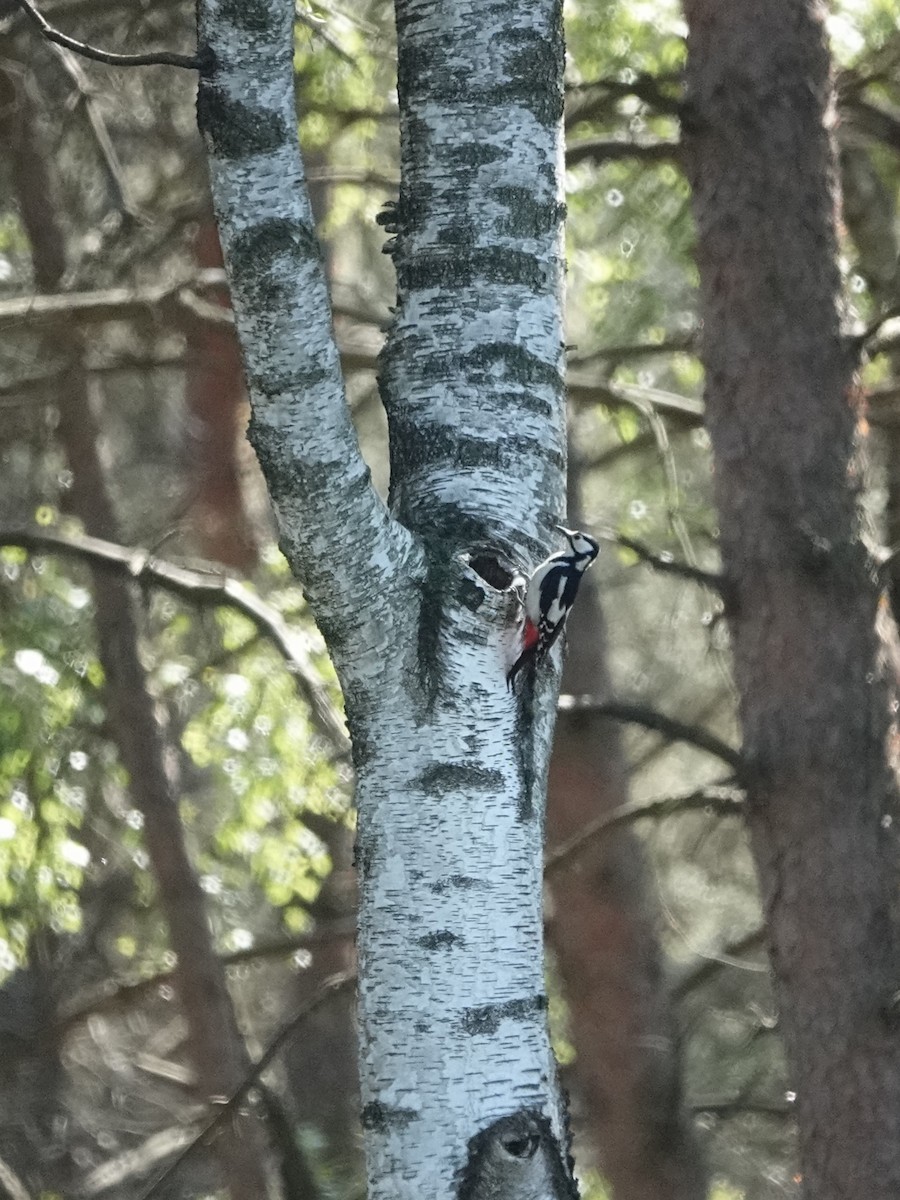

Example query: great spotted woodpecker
[507,528,600,689]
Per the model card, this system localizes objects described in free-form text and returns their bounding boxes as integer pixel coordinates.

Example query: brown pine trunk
[682,3,900,1196]
[184,218,258,571]
[548,558,706,1200]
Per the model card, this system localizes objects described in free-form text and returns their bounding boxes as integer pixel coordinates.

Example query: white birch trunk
[196,1,572,1197]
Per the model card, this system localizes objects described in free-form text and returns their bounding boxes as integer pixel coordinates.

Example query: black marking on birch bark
[229,217,319,307]
[417,929,464,950]
[246,363,332,400]
[493,188,567,240]
[430,874,483,894]
[457,575,486,612]
[460,994,547,1036]
[340,679,378,771]
[361,1100,417,1131]
[396,344,562,396]
[197,84,288,161]
[444,141,506,169]
[416,547,451,711]
[461,343,564,390]
[218,0,280,32]
[352,835,374,882]
[398,249,550,293]
[417,763,504,794]
[388,416,558,476]
[514,674,538,822]
[457,1110,579,1200]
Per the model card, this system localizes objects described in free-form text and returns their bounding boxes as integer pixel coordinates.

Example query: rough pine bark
[197,1,576,1197]
[681,2,900,1196]
[549,577,706,1200]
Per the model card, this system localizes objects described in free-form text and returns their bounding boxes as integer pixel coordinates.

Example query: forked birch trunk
[196,1,578,1197]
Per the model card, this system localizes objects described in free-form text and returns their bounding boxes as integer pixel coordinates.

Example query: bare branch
[0,270,230,329]
[567,335,696,365]
[13,0,201,68]
[0,527,350,755]
[134,972,356,1200]
[566,137,680,168]
[558,694,744,773]
[567,373,705,427]
[599,530,726,591]
[565,72,684,124]
[691,1098,792,1118]
[544,785,743,875]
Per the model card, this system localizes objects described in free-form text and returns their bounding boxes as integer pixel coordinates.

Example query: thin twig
[58,919,357,1031]
[14,0,201,68]
[544,785,743,875]
[48,43,139,217]
[671,925,768,1000]
[558,694,744,773]
[134,972,356,1200]
[0,527,350,755]
[0,1154,32,1200]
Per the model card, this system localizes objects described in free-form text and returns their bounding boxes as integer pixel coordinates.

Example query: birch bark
[196,1,574,1199]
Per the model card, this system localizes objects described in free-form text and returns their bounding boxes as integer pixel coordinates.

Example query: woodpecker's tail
[507,619,540,691]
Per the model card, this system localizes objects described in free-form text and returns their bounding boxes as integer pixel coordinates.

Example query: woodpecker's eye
[501,1132,540,1159]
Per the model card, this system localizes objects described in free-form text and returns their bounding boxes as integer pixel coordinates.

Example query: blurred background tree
[0,1,898,1198]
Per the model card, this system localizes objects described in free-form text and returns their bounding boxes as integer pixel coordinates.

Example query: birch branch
[197,0,418,680]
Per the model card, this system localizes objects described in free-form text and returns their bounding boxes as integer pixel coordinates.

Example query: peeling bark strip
[197,2,572,1198]
[682,2,900,1196]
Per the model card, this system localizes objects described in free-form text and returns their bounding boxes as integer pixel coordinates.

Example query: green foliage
[0,527,349,979]
[181,615,347,919]
[0,546,107,967]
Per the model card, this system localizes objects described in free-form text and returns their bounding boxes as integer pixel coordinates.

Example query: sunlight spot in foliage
[59,840,90,869]
[225,928,254,952]
[116,935,137,959]
[14,648,59,686]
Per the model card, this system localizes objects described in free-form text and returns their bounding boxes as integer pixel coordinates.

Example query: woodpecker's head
[559,527,600,564]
